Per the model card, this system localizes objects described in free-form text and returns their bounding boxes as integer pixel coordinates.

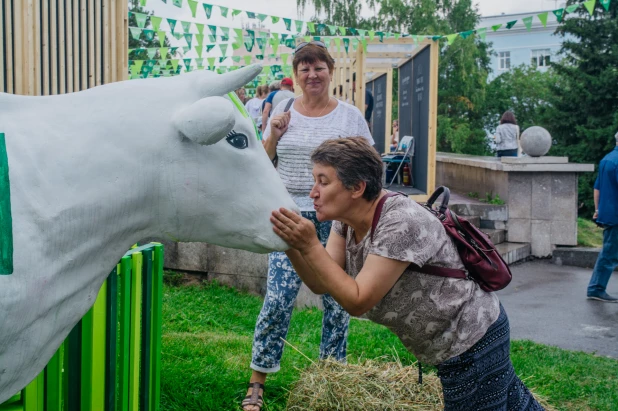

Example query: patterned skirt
[436,305,544,411]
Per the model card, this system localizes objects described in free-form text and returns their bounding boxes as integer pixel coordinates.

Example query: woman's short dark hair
[500,111,517,125]
[293,44,335,74]
[311,137,383,201]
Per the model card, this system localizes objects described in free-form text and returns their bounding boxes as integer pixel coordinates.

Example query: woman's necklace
[300,96,332,117]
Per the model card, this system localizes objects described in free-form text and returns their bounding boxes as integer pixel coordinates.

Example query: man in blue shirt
[587,132,618,303]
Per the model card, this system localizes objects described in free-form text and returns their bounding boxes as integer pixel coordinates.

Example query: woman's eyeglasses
[295,40,327,52]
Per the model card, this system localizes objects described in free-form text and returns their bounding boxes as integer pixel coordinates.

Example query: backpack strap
[341,191,405,240]
[283,97,295,112]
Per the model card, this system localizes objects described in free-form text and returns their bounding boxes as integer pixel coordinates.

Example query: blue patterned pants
[250,212,350,373]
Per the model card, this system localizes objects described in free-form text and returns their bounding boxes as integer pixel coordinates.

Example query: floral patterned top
[332,194,500,365]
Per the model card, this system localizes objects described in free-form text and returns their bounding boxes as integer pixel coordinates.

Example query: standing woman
[495,111,521,157]
[271,137,545,411]
[241,42,374,411]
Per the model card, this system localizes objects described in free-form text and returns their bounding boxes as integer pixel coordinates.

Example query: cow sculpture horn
[201,64,263,97]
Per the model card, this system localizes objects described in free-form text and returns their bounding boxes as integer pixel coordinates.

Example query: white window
[531,49,551,67]
[499,51,511,70]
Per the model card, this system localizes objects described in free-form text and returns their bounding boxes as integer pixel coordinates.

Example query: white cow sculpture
[0,64,298,403]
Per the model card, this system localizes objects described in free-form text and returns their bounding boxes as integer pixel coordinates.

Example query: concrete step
[448,202,508,222]
[480,219,506,230]
[482,228,506,245]
[460,215,480,227]
[496,242,531,265]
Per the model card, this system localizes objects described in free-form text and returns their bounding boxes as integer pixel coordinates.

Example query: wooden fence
[1,0,128,96]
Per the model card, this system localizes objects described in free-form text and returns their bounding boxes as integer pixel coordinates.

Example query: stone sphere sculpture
[520,126,552,157]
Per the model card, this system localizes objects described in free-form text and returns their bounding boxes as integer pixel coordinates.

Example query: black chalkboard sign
[366,74,387,154]
[398,59,413,141]
[412,46,430,193]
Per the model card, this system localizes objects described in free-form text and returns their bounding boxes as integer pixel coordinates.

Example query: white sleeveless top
[264,98,374,211]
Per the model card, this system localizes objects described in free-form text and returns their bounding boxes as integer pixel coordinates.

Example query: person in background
[242,41,373,411]
[270,137,545,411]
[260,81,281,132]
[245,85,267,133]
[235,87,247,104]
[390,120,399,152]
[587,131,618,303]
[365,87,374,131]
[494,111,520,157]
[270,78,295,114]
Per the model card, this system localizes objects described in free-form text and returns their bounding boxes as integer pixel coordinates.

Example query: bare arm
[594,189,600,219]
[261,103,272,133]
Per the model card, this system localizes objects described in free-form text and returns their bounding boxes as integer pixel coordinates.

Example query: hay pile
[286,359,556,411]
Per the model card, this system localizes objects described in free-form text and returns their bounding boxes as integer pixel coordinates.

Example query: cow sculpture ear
[173,96,234,145]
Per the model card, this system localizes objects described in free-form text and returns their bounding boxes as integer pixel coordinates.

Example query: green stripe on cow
[227,92,249,119]
[0,132,13,275]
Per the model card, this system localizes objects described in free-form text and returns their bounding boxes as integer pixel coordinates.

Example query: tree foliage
[545,0,618,215]
[297,0,492,155]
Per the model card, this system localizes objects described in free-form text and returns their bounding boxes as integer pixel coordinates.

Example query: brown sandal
[241,381,264,410]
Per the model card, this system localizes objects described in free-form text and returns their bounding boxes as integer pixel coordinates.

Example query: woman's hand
[269,111,291,142]
[271,208,321,254]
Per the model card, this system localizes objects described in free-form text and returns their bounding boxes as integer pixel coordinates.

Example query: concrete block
[552,247,618,271]
[482,228,506,245]
[496,242,531,265]
[175,242,210,272]
[449,203,508,221]
[480,220,506,230]
[501,156,568,164]
[551,220,577,246]
[208,245,268,277]
[507,219,531,243]
[507,173,531,219]
[531,220,553,257]
[551,174,577,222]
[209,272,268,296]
[531,174,553,220]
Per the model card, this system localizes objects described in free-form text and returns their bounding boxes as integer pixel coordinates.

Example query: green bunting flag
[506,20,517,29]
[349,28,357,36]
[158,31,167,47]
[171,59,179,71]
[159,47,168,58]
[147,48,157,59]
[358,28,366,38]
[195,23,204,34]
[477,28,487,40]
[307,22,315,34]
[566,3,580,13]
[281,53,289,66]
[339,26,347,36]
[361,38,367,53]
[151,16,162,31]
[323,37,331,48]
[219,6,228,17]
[285,38,295,49]
[208,25,217,36]
[221,27,229,38]
[491,24,502,31]
[601,0,611,11]
[537,12,549,27]
[295,20,304,33]
[583,0,596,15]
[206,45,215,52]
[432,35,442,41]
[256,38,265,51]
[196,46,203,58]
[368,30,375,41]
[244,55,252,65]
[172,0,182,7]
[334,37,341,52]
[271,35,280,55]
[180,21,191,34]
[182,46,191,54]
[231,42,241,50]
[446,33,458,45]
[207,57,215,70]
[219,43,228,56]
[257,13,268,22]
[328,25,337,35]
[247,29,255,39]
[244,37,254,52]
[129,27,142,40]
[271,16,280,24]
[351,38,358,51]
[304,35,311,43]
[187,0,198,17]
[460,30,474,39]
[246,11,256,19]
[183,58,192,70]
[283,18,292,31]
[553,8,565,22]
[171,46,179,55]
[376,31,385,42]
[184,33,193,48]
[134,12,148,28]
[195,34,204,46]
[317,23,326,35]
[232,9,242,17]
[167,18,177,33]
[203,3,212,19]
[522,16,533,30]
[208,35,215,43]
[173,32,183,41]
[140,0,147,6]
[343,38,350,54]
[195,58,204,69]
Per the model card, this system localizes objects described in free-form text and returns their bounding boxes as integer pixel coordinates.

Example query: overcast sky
[148,0,567,24]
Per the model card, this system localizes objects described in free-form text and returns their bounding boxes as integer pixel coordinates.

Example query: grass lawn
[578,217,604,248]
[161,276,618,411]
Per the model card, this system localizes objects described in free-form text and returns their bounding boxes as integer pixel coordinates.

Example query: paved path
[497,260,618,359]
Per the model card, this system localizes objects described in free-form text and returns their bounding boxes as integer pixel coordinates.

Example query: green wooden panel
[151,244,163,411]
[0,404,22,411]
[67,322,82,410]
[118,256,132,411]
[106,266,119,411]
[22,372,43,411]
[128,253,143,411]
[140,248,153,411]
[81,280,108,411]
[45,348,63,411]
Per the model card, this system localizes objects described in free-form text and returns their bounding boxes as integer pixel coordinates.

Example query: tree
[298,0,493,155]
[484,65,556,134]
[546,0,618,215]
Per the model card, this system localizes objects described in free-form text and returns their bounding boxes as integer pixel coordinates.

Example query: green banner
[283,18,292,31]
[601,0,611,11]
[491,24,502,31]
[477,27,487,40]
[553,8,565,22]
[566,3,580,13]
[271,16,280,24]
[295,20,303,33]
[505,20,517,29]
[150,16,162,31]
[134,12,148,28]
[343,38,349,54]
[203,3,213,19]
[180,20,191,34]
[583,0,596,15]
[130,27,142,40]
[195,23,204,34]
[184,33,193,48]
[537,12,549,27]
[187,0,198,17]
[219,6,228,17]
[167,18,177,33]
[158,31,167,47]
[522,16,533,31]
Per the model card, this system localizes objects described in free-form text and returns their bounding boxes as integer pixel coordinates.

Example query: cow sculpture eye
[225,130,248,149]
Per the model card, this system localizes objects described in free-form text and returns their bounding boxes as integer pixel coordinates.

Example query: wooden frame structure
[1,0,128,96]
